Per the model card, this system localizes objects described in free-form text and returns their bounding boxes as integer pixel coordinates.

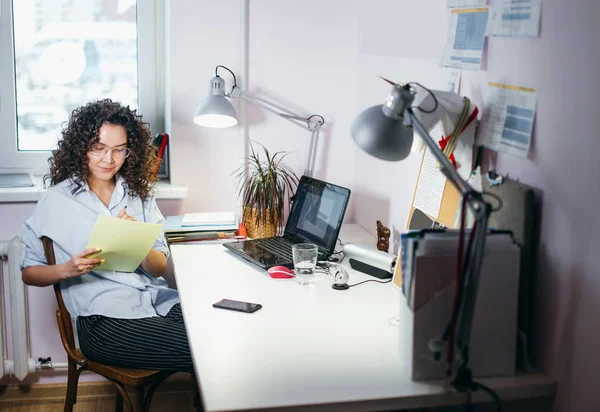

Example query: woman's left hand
[117,209,136,221]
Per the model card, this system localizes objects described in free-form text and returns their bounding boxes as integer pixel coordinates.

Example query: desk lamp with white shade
[193,65,324,178]
[351,80,494,393]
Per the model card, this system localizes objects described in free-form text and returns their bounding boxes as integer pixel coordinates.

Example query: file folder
[410,231,521,380]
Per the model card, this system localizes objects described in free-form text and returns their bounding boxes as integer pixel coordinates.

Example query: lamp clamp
[383,84,416,120]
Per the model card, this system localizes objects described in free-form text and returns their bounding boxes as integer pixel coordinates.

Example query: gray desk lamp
[351,81,493,391]
[194,65,324,177]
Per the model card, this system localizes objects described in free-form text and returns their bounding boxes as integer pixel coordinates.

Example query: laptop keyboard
[255,238,294,261]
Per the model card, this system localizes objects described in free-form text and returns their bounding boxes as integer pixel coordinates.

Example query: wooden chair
[41,236,202,412]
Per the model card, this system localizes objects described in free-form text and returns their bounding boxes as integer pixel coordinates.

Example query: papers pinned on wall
[413,124,447,220]
[486,0,542,38]
[408,72,477,226]
[475,82,537,158]
[440,8,489,72]
[447,0,487,8]
[447,69,462,94]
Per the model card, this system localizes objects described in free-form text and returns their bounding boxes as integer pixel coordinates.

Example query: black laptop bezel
[281,175,351,257]
[223,176,351,268]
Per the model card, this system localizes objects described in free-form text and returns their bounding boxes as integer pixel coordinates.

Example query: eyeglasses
[88,144,131,159]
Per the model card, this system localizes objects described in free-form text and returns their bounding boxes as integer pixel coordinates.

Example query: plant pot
[243,207,279,239]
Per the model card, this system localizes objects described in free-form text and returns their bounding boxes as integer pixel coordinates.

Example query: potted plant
[233,143,299,238]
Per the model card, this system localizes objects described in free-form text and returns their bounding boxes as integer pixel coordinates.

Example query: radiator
[0,237,36,380]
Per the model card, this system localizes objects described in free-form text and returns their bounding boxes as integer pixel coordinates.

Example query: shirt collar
[114,175,128,198]
[69,175,127,196]
[69,177,88,195]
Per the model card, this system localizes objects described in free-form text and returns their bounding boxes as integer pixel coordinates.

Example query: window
[0,0,164,172]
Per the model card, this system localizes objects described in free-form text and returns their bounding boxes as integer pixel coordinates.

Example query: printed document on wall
[447,70,462,93]
[440,8,489,71]
[413,124,446,220]
[487,0,542,37]
[475,83,536,158]
[447,0,487,8]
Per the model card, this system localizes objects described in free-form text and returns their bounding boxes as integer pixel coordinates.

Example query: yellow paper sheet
[86,215,164,272]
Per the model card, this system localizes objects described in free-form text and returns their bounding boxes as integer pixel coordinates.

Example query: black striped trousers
[76,304,194,372]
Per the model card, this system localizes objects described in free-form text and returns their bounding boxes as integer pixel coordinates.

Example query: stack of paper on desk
[165,216,237,233]
[164,215,237,243]
[181,211,236,227]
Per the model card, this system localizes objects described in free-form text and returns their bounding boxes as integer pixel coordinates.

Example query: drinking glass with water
[292,243,318,285]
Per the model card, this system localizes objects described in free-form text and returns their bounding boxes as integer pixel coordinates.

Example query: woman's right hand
[62,247,105,278]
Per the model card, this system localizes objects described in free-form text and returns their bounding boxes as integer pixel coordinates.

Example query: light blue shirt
[20,176,179,320]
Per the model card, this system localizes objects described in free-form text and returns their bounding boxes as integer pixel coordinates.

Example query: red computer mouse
[267,266,295,279]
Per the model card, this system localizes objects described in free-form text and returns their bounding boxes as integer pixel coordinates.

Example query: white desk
[171,224,554,412]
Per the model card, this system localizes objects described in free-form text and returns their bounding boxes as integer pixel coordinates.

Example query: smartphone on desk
[213,298,262,313]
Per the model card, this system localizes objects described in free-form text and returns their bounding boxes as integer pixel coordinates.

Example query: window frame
[0,0,165,173]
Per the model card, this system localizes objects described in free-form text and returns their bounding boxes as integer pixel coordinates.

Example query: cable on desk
[328,237,345,263]
[471,381,502,412]
[347,278,392,288]
[316,262,334,276]
[328,249,344,263]
[318,261,392,288]
[464,387,473,412]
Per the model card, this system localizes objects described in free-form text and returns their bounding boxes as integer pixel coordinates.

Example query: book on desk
[181,211,236,227]
[164,215,239,243]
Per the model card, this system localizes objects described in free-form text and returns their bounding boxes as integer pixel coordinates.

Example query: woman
[20,99,193,372]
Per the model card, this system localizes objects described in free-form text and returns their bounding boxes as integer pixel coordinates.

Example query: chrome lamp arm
[231,86,323,177]
[410,107,492,387]
[193,65,323,177]
[398,85,492,388]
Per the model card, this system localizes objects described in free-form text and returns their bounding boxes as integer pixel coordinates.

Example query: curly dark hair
[46,99,159,200]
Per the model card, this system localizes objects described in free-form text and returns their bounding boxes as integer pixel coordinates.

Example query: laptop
[224,176,351,269]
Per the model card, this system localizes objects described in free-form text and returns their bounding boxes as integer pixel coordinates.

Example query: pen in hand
[117,206,136,221]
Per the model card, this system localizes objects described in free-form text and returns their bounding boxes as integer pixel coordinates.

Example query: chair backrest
[41,236,77,351]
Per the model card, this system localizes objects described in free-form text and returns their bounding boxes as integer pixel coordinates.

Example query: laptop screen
[284,176,351,254]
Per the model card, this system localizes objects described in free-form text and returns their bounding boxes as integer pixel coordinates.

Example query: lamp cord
[408,82,439,114]
[215,65,238,92]
[307,114,325,127]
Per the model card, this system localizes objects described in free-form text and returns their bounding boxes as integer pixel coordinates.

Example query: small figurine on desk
[376,220,391,253]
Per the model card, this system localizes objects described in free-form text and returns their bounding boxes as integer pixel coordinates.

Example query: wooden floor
[0,379,553,412]
[0,377,198,412]
[1,392,197,412]
[1,397,553,412]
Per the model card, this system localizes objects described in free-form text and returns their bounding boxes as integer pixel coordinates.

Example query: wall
[245,0,360,200]
[478,2,600,409]
[352,0,600,411]
[169,0,241,215]
[353,0,450,248]
[169,0,361,217]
